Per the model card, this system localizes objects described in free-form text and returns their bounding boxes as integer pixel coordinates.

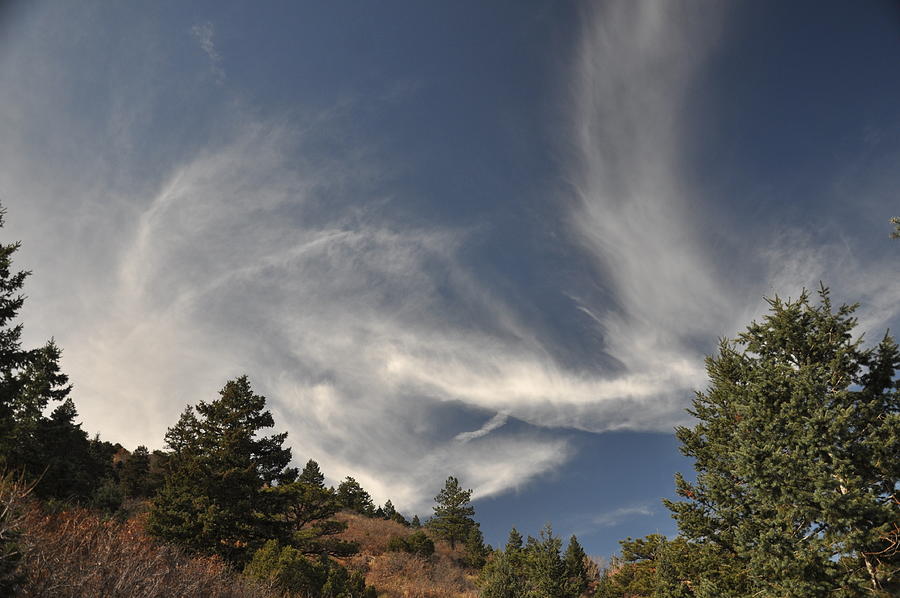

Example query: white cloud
[455,412,509,443]
[191,21,225,82]
[1,1,898,515]
[591,505,655,528]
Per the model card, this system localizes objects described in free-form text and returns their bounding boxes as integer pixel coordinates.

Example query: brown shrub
[334,512,478,598]
[336,512,415,556]
[365,551,478,598]
[18,506,282,598]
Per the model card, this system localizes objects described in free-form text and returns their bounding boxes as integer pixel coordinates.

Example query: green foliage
[272,480,358,557]
[666,288,900,596]
[244,539,375,598]
[0,206,120,507]
[336,477,375,516]
[386,531,435,558]
[90,476,124,513]
[463,525,489,569]
[298,459,326,488]
[524,524,568,598]
[407,531,436,557]
[480,524,584,598]
[120,445,152,498]
[410,514,421,528]
[429,475,476,549]
[479,547,526,598]
[563,535,589,597]
[0,207,31,464]
[148,376,295,565]
[506,527,523,552]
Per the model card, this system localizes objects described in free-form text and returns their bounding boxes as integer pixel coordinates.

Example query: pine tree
[523,524,567,598]
[666,288,900,596]
[336,476,375,515]
[506,527,523,552]
[563,535,589,597]
[430,475,476,549]
[121,446,151,498]
[464,524,489,569]
[479,527,528,598]
[0,207,30,463]
[148,376,295,565]
[298,458,325,488]
[382,499,396,520]
[410,514,421,528]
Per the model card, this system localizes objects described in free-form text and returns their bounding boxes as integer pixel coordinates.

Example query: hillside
[335,512,478,598]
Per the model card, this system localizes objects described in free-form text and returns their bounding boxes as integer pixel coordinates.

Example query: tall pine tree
[666,288,900,596]
[148,376,295,565]
[430,475,476,550]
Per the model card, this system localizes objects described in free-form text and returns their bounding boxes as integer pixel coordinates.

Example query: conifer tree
[463,524,489,569]
[121,446,151,498]
[298,458,325,488]
[430,475,476,549]
[563,535,589,596]
[523,524,567,598]
[479,528,527,598]
[666,288,900,596]
[336,476,376,515]
[506,527,523,552]
[0,207,30,462]
[382,499,396,520]
[149,376,295,564]
[410,514,421,528]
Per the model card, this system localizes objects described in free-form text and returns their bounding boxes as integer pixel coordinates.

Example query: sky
[1,0,899,558]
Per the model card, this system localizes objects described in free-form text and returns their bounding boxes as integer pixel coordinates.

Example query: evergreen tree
[523,524,567,598]
[463,524,489,569]
[121,446,151,498]
[410,514,421,528]
[506,527,523,552]
[666,288,900,596]
[148,376,295,565]
[336,476,375,515]
[267,479,358,557]
[0,204,112,505]
[0,207,30,464]
[382,499,396,520]
[430,475,476,549]
[298,458,325,488]
[479,528,528,598]
[563,535,589,597]
[30,399,101,501]
[244,539,376,598]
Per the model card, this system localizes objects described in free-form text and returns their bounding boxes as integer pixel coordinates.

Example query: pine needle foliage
[666,287,900,596]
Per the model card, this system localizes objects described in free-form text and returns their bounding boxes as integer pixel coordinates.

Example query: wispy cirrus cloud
[592,505,655,528]
[191,22,225,82]
[2,1,898,517]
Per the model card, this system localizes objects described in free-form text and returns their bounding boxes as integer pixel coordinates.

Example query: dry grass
[336,512,415,555]
[337,512,478,598]
[364,551,478,598]
[18,506,282,598]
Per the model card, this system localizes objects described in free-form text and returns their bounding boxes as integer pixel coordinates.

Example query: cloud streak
[1,1,898,515]
[191,22,225,82]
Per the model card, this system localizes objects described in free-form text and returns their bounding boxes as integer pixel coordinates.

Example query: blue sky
[1,1,899,558]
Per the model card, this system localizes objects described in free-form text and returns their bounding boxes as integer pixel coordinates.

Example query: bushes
[366,551,477,598]
[16,506,277,598]
[0,470,31,595]
[386,531,435,558]
[244,539,375,598]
